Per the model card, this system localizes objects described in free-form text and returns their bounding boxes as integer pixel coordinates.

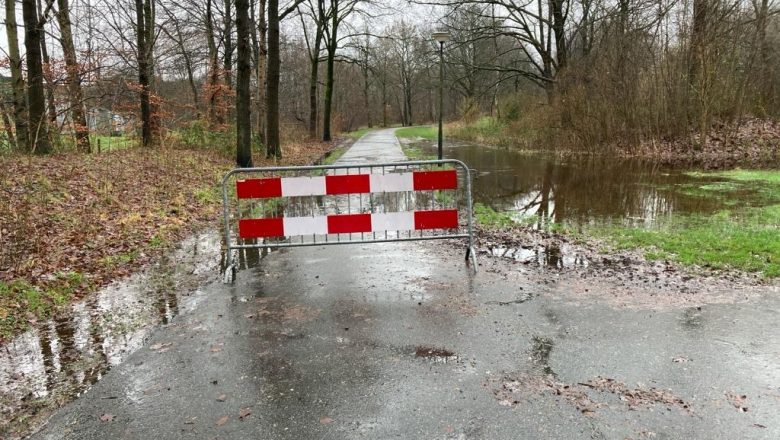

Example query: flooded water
[422,141,770,229]
[0,233,222,437]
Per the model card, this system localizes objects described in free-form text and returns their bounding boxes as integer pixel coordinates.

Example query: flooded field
[422,141,776,229]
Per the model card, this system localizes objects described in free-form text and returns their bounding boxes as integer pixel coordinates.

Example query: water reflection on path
[0,233,222,434]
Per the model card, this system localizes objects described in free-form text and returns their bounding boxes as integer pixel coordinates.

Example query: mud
[488,373,691,415]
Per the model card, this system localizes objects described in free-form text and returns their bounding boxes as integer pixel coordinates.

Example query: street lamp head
[432,30,451,44]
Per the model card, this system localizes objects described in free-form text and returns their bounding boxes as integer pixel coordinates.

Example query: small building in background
[87,107,125,136]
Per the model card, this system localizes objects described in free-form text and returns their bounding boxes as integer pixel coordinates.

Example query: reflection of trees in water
[459,146,723,225]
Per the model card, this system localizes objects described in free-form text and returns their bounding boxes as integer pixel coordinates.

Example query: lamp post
[432,30,450,161]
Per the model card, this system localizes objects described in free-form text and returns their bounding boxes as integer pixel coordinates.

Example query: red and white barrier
[221,159,476,282]
[239,210,458,238]
[236,169,457,199]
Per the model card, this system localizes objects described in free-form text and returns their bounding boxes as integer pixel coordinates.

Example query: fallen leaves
[216,415,229,426]
[150,342,172,353]
[489,374,691,415]
[216,394,227,402]
[238,408,252,420]
[0,141,338,341]
[99,413,115,422]
[725,392,749,412]
[319,416,334,425]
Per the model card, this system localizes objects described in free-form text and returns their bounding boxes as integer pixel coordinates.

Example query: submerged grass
[0,273,89,338]
[590,169,780,277]
[589,205,780,277]
[477,169,780,277]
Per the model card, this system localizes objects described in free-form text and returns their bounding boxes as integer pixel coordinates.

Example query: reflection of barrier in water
[221,160,477,283]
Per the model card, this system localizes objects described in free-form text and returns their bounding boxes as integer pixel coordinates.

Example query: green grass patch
[589,205,780,277]
[101,250,141,267]
[344,127,373,139]
[680,169,780,205]
[686,169,780,184]
[474,203,515,229]
[319,144,349,165]
[90,135,136,152]
[194,185,222,204]
[451,116,505,143]
[0,273,85,338]
[396,126,437,140]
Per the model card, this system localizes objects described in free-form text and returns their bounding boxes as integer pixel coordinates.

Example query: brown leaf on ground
[725,392,749,412]
[216,415,229,426]
[150,342,172,351]
[99,413,115,422]
[210,345,223,353]
[0,141,339,341]
[238,408,252,420]
[216,394,226,402]
[319,416,334,424]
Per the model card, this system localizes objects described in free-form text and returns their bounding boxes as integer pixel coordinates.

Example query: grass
[0,273,87,338]
[319,144,349,165]
[589,205,780,277]
[474,169,780,277]
[450,116,506,145]
[474,203,515,229]
[395,126,437,140]
[345,127,374,139]
[90,135,136,152]
[591,169,780,276]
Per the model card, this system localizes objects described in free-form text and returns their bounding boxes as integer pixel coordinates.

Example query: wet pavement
[18,129,780,439]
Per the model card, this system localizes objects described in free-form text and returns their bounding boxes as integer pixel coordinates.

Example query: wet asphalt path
[30,129,780,439]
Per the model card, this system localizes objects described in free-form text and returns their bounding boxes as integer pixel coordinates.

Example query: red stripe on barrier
[236,178,282,199]
[414,210,458,230]
[238,218,285,238]
[325,174,371,195]
[413,170,458,191]
[327,213,372,234]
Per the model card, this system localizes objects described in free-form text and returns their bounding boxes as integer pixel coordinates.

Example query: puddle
[415,346,458,363]
[530,336,555,377]
[488,244,589,269]
[0,232,223,437]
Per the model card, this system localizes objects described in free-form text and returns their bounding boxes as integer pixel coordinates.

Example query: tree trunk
[251,0,267,140]
[57,0,91,153]
[236,0,252,167]
[23,0,51,154]
[37,0,57,125]
[5,0,29,151]
[135,0,152,146]
[223,0,233,89]
[308,16,323,139]
[206,0,221,127]
[0,100,16,148]
[322,2,337,142]
[689,0,708,86]
[265,0,281,158]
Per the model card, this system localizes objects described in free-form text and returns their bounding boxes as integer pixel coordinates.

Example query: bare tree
[5,0,29,151]
[23,0,52,153]
[57,0,91,152]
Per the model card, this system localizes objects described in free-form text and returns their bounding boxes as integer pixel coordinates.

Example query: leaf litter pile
[0,142,336,339]
[487,373,691,416]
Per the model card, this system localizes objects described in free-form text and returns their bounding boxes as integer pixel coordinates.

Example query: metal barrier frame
[221,159,476,282]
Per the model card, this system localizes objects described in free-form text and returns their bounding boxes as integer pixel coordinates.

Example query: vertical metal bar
[221,172,234,280]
